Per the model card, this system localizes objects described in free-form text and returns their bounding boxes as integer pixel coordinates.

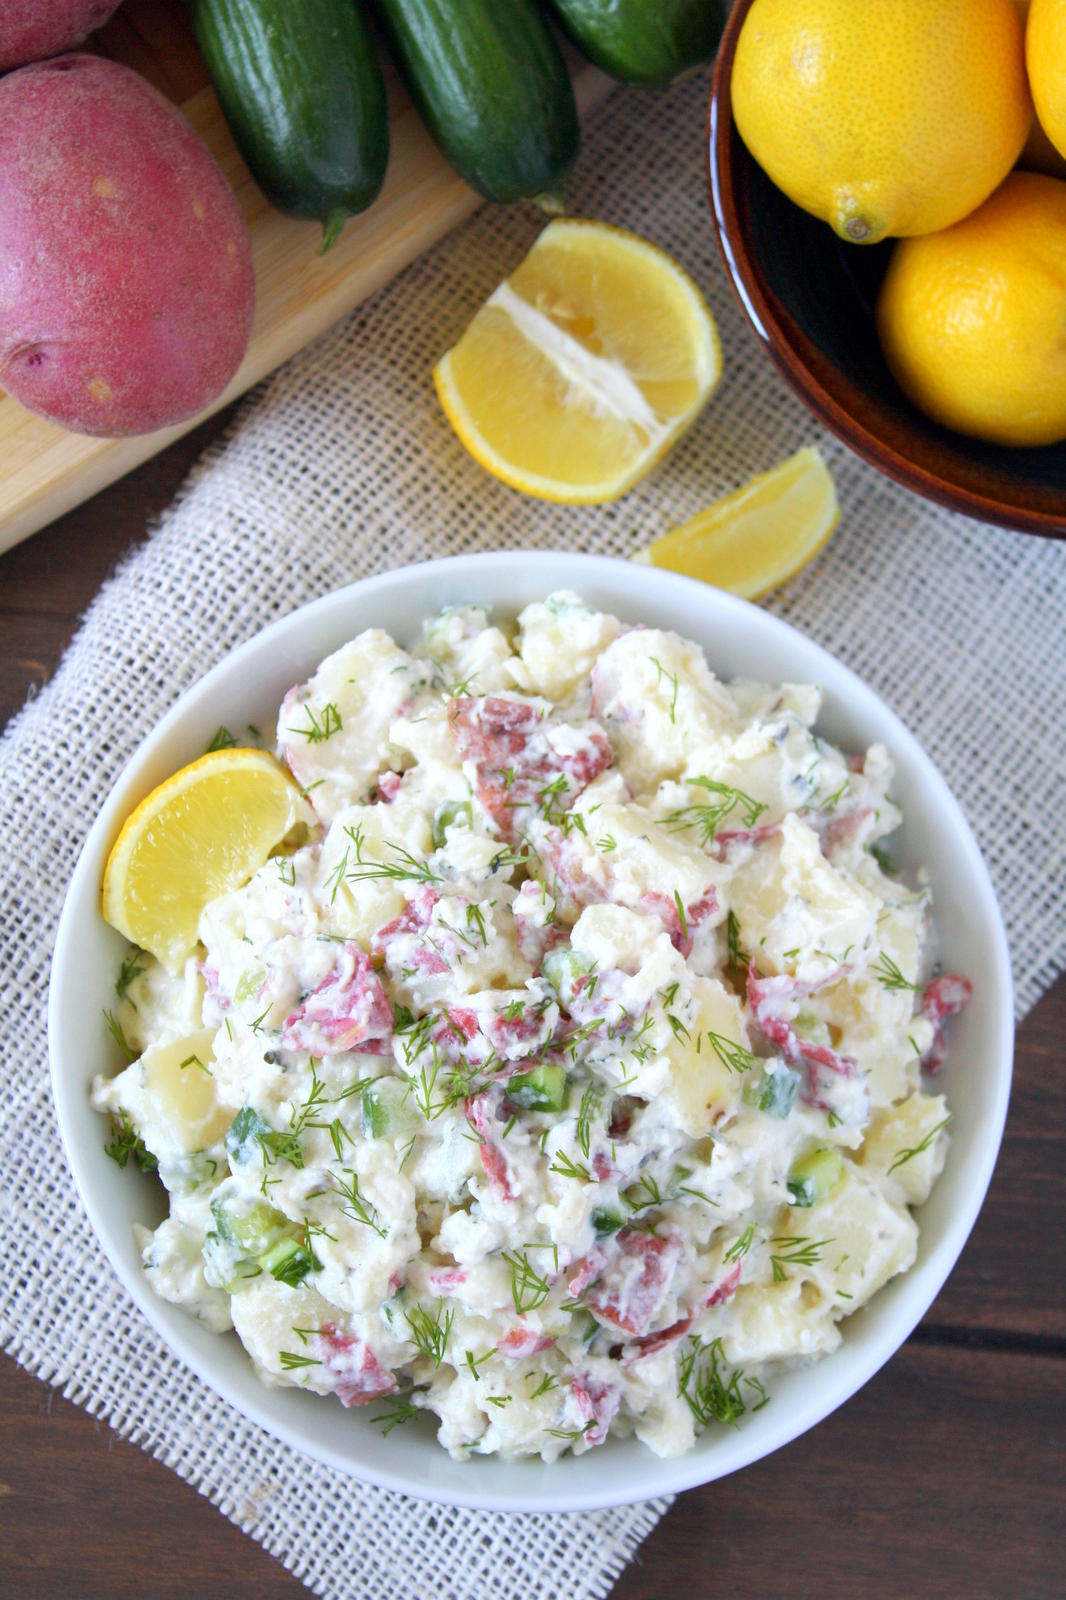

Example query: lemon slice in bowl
[634,446,840,599]
[102,748,305,973]
[434,219,722,504]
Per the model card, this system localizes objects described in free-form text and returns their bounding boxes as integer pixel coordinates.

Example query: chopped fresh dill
[103,1109,157,1173]
[827,1110,843,1129]
[485,1395,512,1408]
[706,1032,757,1075]
[678,1337,763,1429]
[725,910,747,978]
[624,1172,663,1212]
[405,1299,454,1368]
[330,1167,386,1237]
[464,1348,495,1381]
[276,856,296,887]
[723,1222,756,1263]
[341,823,441,886]
[370,1394,421,1436]
[576,1081,598,1160]
[179,1053,212,1076]
[549,1151,591,1182]
[115,951,146,1008]
[769,1235,834,1282]
[546,1419,596,1443]
[665,779,767,849]
[103,1009,137,1063]
[279,1350,321,1371]
[598,834,617,853]
[502,1248,552,1314]
[529,1371,557,1398]
[288,702,342,743]
[870,842,895,875]
[207,725,237,751]
[888,1115,950,1174]
[649,656,680,723]
[674,890,688,943]
[873,952,921,992]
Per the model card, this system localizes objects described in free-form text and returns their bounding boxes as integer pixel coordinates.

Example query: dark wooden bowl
[708,0,1066,538]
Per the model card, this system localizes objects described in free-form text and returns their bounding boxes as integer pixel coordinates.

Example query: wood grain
[0,0,612,557]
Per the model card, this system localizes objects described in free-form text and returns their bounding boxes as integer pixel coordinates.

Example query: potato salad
[92,594,970,1461]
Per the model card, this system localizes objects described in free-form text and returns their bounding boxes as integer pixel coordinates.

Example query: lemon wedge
[634,447,840,598]
[434,219,722,503]
[102,748,305,973]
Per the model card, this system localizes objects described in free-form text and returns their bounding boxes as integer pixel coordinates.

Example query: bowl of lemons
[709,0,1066,536]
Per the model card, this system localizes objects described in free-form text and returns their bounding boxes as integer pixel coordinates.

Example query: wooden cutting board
[0,0,612,556]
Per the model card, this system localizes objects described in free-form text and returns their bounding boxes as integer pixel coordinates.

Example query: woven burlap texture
[3,67,1065,1600]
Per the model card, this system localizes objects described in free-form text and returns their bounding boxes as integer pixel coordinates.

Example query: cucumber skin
[372,0,579,204]
[546,0,727,87]
[186,0,389,239]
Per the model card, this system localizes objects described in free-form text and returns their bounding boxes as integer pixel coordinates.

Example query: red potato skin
[0,0,122,71]
[0,54,255,437]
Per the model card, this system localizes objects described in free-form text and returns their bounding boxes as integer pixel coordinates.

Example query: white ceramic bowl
[49,551,1013,1512]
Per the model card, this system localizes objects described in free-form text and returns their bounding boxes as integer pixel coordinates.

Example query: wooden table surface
[1,427,1063,1598]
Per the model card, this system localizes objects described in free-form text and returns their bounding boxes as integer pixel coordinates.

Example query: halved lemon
[634,447,840,599]
[102,748,304,973]
[434,219,722,503]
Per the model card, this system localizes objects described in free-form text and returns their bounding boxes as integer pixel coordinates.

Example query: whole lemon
[876,172,1066,447]
[732,0,1033,245]
[1027,0,1066,162]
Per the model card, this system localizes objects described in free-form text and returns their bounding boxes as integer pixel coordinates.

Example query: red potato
[0,0,122,71]
[0,54,254,437]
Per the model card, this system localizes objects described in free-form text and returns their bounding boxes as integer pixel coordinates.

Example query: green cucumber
[362,1075,422,1139]
[508,1062,567,1111]
[591,1206,625,1237]
[186,0,389,252]
[372,0,579,204]
[432,798,473,848]
[787,1148,845,1208]
[743,1064,801,1119]
[545,0,727,87]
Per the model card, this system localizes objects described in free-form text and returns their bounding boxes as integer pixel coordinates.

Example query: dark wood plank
[612,1341,1066,1600]
[0,1355,304,1600]
[920,974,1066,1341]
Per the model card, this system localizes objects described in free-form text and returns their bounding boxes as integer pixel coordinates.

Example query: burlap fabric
[2,67,1065,1600]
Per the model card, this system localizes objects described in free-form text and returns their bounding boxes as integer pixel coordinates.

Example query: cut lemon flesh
[636,447,840,599]
[102,748,304,974]
[434,219,722,504]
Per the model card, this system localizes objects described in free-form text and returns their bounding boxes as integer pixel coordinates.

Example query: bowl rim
[707,0,1066,540]
[48,550,1014,1512]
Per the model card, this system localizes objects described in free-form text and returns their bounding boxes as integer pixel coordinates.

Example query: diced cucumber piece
[591,1207,625,1238]
[787,1147,845,1207]
[433,798,473,848]
[793,1010,832,1048]
[362,1075,421,1140]
[225,1105,273,1167]
[743,1065,801,1119]
[258,1235,319,1289]
[508,1062,567,1112]
[201,1230,263,1292]
[234,966,266,1003]
[210,1186,290,1256]
[541,948,592,1006]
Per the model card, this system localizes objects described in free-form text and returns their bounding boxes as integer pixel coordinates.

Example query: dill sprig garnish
[705,1032,758,1075]
[103,1009,137,1063]
[678,1337,751,1429]
[872,952,921,992]
[279,1350,322,1371]
[888,1115,950,1174]
[207,725,237,752]
[665,779,767,848]
[330,1167,386,1237]
[623,1172,663,1212]
[769,1235,834,1282]
[529,1371,557,1398]
[723,1222,755,1264]
[288,702,342,743]
[502,1247,555,1314]
[339,823,442,887]
[103,1108,157,1173]
[549,1151,591,1182]
[649,656,680,723]
[576,1081,599,1160]
[370,1393,421,1435]
[405,1299,454,1367]
[114,951,146,1008]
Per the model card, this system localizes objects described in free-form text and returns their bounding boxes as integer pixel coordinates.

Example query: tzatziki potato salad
[93,593,971,1461]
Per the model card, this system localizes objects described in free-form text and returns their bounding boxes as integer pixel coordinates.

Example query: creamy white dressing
[92,593,965,1463]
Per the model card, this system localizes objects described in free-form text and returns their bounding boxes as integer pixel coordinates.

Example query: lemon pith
[636,447,840,599]
[732,0,1032,244]
[102,748,303,974]
[433,218,722,504]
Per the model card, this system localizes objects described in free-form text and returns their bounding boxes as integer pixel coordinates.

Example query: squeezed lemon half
[634,447,840,599]
[434,219,722,503]
[102,748,304,973]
